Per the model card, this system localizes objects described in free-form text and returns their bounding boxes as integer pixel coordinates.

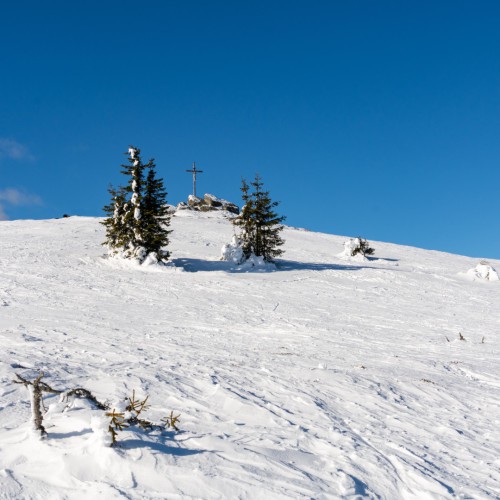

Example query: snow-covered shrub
[14,372,181,447]
[467,261,499,281]
[343,237,374,257]
[220,235,245,264]
[221,236,275,270]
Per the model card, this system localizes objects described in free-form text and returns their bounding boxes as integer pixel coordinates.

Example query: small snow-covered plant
[122,390,155,431]
[105,390,181,443]
[467,261,499,281]
[220,235,245,264]
[344,237,374,257]
[162,410,181,431]
[126,389,150,417]
[13,372,181,447]
[106,409,129,445]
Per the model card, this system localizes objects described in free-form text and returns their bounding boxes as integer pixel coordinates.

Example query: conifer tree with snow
[102,146,171,263]
[343,237,375,257]
[232,179,254,257]
[232,174,285,263]
[353,237,375,257]
[141,158,172,261]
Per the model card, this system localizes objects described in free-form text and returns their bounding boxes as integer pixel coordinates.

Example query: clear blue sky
[1,1,499,258]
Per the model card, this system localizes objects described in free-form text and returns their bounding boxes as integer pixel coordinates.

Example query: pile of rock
[177,194,239,215]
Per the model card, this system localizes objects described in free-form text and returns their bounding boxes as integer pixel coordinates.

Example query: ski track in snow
[0,212,499,499]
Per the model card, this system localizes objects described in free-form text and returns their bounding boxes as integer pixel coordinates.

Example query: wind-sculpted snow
[0,212,499,499]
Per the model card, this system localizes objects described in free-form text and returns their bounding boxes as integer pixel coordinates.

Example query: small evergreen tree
[102,186,128,251]
[344,237,375,257]
[233,174,285,262]
[141,159,172,261]
[354,237,375,257]
[232,179,255,257]
[102,146,171,263]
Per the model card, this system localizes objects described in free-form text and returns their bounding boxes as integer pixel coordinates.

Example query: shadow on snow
[172,257,369,273]
[120,437,206,456]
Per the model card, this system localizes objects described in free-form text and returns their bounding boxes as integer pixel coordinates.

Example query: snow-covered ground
[0,212,499,499]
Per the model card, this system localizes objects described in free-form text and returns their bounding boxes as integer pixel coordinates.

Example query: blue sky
[1,1,499,258]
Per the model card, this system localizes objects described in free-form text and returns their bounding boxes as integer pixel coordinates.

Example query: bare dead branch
[65,388,109,410]
[14,373,181,446]
[14,373,62,394]
[30,372,47,437]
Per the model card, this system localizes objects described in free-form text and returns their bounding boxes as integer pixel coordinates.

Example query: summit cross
[186,162,204,198]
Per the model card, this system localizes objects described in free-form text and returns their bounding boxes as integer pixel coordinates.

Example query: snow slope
[0,212,499,499]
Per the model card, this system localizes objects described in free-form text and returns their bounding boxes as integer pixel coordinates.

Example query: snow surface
[0,212,499,499]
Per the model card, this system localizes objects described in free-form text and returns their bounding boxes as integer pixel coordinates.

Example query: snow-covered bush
[14,372,181,447]
[220,235,276,270]
[467,261,499,281]
[343,237,374,257]
[221,235,245,264]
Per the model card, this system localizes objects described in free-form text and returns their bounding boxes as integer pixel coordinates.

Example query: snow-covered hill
[0,212,499,499]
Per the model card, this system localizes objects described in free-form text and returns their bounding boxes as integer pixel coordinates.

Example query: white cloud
[0,188,43,220]
[0,138,35,161]
[0,188,42,206]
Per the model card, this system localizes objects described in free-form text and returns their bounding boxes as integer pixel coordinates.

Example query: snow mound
[236,253,276,271]
[220,235,245,264]
[466,262,499,281]
[102,253,181,272]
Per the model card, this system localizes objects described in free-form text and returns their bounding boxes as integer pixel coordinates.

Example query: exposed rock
[222,201,239,215]
[204,194,223,207]
[188,195,204,208]
[176,201,190,210]
[177,194,239,215]
[199,205,218,212]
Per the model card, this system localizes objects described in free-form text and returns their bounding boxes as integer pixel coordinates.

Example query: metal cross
[185,162,203,198]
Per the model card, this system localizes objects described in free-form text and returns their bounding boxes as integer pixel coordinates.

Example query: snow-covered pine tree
[102,146,171,263]
[122,146,145,258]
[353,237,375,257]
[141,158,172,261]
[102,186,128,251]
[232,179,255,257]
[233,174,285,262]
[251,175,286,261]
[343,237,375,257]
